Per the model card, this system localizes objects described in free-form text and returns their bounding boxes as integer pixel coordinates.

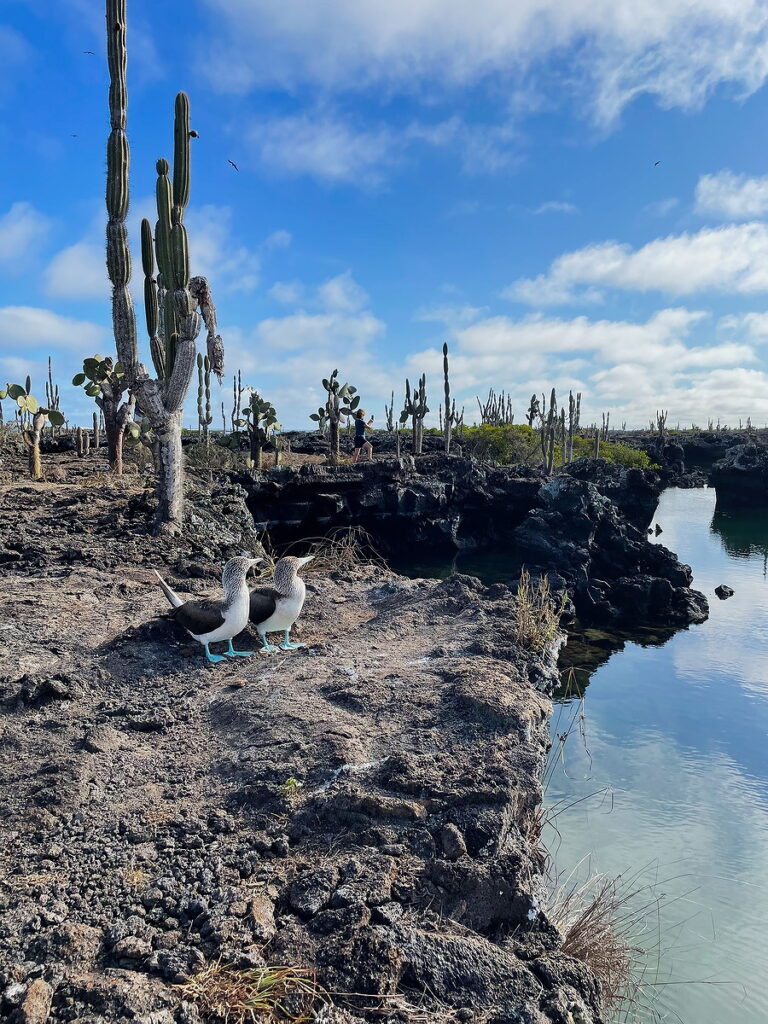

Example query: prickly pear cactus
[310,369,360,465]
[242,391,278,470]
[2,379,64,479]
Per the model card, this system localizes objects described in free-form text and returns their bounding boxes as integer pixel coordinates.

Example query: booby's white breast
[257,579,306,635]
[190,592,250,644]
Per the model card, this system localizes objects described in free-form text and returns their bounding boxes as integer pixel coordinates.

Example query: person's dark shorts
[354,435,367,448]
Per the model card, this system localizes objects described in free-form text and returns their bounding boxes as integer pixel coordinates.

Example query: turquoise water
[393,487,768,1022]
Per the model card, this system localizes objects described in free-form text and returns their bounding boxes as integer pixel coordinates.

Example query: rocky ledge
[711,443,768,507]
[237,456,705,630]
[0,482,603,1024]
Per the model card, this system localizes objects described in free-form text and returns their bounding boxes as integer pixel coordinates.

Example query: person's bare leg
[352,446,360,464]
[365,441,373,461]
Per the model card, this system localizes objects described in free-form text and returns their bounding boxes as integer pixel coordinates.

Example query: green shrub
[569,436,653,469]
[461,424,538,465]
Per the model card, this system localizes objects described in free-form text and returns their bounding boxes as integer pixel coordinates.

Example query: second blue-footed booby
[249,555,314,652]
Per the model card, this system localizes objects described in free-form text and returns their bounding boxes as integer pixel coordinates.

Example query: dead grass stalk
[176,961,324,1023]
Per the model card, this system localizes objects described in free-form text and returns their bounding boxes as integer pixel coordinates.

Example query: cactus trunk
[155,411,184,525]
[329,420,340,466]
[25,420,43,480]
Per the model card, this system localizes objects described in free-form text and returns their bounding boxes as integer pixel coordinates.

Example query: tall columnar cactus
[93,411,100,450]
[242,391,278,470]
[400,374,429,455]
[72,355,134,473]
[231,370,244,434]
[601,411,610,441]
[310,370,359,465]
[46,358,60,435]
[538,387,556,475]
[384,391,395,431]
[477,388,514,426]
[196,354,213,444]
[442,343,460,455]
[0,380,64,479]
[105,0,224,532]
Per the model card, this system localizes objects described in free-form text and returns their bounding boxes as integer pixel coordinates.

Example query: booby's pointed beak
[297,555,315,567]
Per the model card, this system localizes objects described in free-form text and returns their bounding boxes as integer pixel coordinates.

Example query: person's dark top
[355,418,367,438]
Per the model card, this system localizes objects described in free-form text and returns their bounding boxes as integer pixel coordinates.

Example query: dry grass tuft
[513,569,565,652]
[283,526,388,575]
[547,872,646,1011]
[119,867,150,889]
[176,961,323,1023]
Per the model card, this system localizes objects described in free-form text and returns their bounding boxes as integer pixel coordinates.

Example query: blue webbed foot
[280,631,306,651]
[259,636,280,653]
[204,644,227,664]
[226,640,254,658]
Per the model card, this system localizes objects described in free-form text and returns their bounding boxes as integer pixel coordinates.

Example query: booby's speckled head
[221,555,263,593]
[273,555,314,593]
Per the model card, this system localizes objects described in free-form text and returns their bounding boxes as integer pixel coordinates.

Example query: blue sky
[3,0,768,429]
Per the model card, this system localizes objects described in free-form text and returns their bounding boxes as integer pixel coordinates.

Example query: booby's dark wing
[249,586,278,626]
[169,598,226,636]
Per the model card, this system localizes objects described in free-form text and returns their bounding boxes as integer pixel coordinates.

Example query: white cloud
[256,310,384,352]
[186,204,262,293]
[247,113,396,186]
[507,223,768,305]
[203,0,768,126]
[695,170,768,219]
[0,202,52,272]
[0,306,108,353]
[317,270,369,313]
[718,311,768,343]
[644,197,679,217]
[417,304,487,328]
[269,281,304,305]
[268,271,369,312]
[42,202,265,300]
[263,229,292,250]
[534,200,579,215]
[45,240,107,299]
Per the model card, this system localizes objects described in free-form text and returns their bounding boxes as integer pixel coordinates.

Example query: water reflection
[548,487,768,1024]
[711,505,768,569]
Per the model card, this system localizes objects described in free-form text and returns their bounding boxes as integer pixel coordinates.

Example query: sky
[3,0,768,430]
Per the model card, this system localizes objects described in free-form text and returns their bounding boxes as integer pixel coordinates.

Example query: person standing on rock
[352,408,375,463]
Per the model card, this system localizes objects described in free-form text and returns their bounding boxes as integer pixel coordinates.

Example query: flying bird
[70,134,78,138]
[228,159,239,171]
[654,161,661,166]
[84,50,94,54]
[189,130,199,138]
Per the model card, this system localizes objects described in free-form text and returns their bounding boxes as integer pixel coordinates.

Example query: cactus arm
[164,337,197,414]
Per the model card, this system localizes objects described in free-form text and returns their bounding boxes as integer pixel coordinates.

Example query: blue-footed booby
[154,556,262,664]
[249,555,314,652]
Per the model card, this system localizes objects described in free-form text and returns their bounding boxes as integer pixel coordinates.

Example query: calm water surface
[547,487,768,1023]
[394,487,768,1022]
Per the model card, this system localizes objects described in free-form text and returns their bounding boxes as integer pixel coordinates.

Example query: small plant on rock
[513,569,565,652]
[0,379,64,480]
[177,961,324,1024]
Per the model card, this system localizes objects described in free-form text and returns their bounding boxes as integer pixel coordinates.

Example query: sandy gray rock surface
[0,481,603,1023]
